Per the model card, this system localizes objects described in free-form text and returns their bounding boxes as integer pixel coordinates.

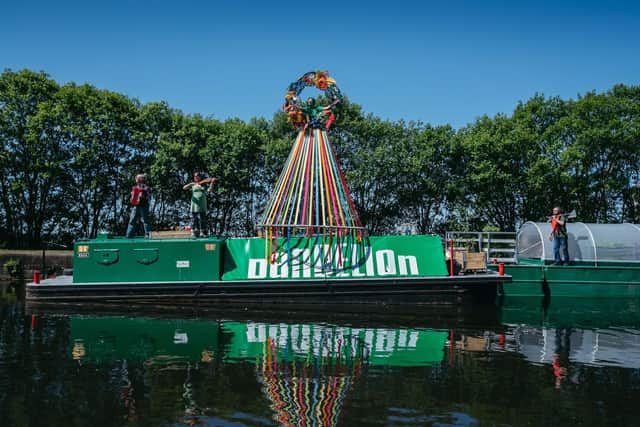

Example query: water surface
[1,286,639,426]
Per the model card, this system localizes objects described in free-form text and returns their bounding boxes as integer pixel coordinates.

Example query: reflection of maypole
[257,335,365,427]
[259,71,367,270]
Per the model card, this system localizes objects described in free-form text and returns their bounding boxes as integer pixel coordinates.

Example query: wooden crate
[455,336,488,352]
[453,250,486,272]
[466,252,487,271]
[453,250,467,266]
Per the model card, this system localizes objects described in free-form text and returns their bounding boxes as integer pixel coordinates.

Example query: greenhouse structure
[516,222,640,266]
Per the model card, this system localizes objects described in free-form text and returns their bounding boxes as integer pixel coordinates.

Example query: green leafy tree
[454,114,522,231]
[396,123,455,234]
[3,67,640,246]
[0,69,60,247]
[511,94,570,222]
[46,83,141,238]
[557,88,640,222]
[151,113,223,230]
[201,119,267,236]
[329,100,402,234]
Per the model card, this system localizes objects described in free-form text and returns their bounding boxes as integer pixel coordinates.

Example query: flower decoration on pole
[283,70,343,129]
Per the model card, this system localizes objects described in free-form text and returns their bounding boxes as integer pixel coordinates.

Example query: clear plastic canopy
[517,222,640,264]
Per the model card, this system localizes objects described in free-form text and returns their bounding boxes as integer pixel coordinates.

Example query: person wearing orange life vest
[547,206,570,265]
[126,174,152,238]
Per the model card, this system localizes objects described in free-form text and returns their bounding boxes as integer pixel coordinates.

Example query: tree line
[1,69,639,248]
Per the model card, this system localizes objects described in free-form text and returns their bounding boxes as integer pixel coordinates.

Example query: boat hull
[26,274,506,304]
[491,264,640,297]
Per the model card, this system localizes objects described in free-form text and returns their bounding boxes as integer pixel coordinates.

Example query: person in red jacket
[126,174,152,238]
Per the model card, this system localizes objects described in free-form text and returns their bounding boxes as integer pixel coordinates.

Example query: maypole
[258,71,367,272]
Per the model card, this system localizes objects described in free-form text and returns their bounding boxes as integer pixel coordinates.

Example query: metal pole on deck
[486,232,491,265]
[41,241,46,280]
[449,239,454,276]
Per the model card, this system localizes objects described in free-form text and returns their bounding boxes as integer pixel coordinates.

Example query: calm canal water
[1,286,640,426]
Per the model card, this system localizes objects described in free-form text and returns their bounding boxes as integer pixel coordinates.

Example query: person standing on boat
[126,174,152,238]
[183,172,217,238]
[548,207,570,265]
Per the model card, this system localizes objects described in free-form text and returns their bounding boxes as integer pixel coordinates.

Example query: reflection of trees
[143,356,207,424]
[0,301,129,424]
[257,335,367,427]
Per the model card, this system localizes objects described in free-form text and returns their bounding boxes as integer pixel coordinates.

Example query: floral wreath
[283,70,343,129]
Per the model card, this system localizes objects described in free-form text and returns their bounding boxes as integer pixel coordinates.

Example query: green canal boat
[24,70,509,305]
[26,233,508,304]
[491,222,640,297]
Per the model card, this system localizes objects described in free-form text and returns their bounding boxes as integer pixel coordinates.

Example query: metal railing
[444,231,517,264]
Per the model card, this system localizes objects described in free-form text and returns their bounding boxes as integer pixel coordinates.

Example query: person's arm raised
[207,177,218,191]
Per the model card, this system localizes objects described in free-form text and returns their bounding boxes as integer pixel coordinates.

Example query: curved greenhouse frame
[517,222,640,266]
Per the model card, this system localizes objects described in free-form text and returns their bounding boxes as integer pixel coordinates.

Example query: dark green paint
[73,236,224,283]
[73,234,449,284]
[491,261,640,297]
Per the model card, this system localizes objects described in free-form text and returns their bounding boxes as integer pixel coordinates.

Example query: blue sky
[1,1,638,128]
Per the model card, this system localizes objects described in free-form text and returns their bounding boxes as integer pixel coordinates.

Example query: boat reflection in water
[496,296,640,373]
[68,315,449,425]
[70,317,448,366]
[231,322,447,426]
[51,296,640,426]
